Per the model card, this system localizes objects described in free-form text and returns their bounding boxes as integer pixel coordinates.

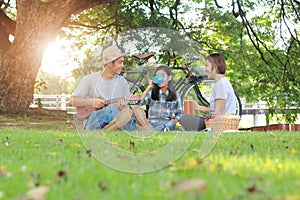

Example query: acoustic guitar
[76,94,140,119]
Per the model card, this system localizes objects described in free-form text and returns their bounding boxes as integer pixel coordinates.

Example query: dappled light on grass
[78,130,196,173]
[0,129,299,199]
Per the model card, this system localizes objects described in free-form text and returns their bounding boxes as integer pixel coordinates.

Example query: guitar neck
[77,94,140,119]
[105,97,124,105]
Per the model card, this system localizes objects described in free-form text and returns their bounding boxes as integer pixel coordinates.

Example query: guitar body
[76,94,140,119]
[76,106,99,119]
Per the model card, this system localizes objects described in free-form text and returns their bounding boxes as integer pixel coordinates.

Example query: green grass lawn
[0,124,300,200]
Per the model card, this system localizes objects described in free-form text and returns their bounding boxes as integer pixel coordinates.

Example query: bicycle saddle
[132,53,154,60]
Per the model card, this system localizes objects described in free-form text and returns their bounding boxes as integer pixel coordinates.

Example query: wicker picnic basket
[205,114,240,131]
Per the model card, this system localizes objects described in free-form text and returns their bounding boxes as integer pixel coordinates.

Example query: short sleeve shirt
[72,72,130,100]
[209,77,237,115]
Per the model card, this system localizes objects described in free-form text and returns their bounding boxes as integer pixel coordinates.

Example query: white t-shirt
[209,77,237,115]
[72,72,130,100]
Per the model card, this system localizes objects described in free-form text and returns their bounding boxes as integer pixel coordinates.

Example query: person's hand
[116,99,127,110]
[93,98,106,109]
[193,101,208,113]
[171,118,179,124]
[198,106,209,113]
[147,80,154,89]
[192,101,200,110]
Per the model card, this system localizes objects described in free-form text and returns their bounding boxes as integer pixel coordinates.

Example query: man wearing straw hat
[69,45,139,130]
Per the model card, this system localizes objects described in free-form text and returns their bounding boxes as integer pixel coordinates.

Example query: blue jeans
[150,120,176,131]
[85,104,138,131]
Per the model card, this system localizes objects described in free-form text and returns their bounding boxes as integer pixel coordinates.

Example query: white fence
[30,94,75,113]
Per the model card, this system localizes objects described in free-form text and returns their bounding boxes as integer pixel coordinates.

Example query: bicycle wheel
[180,79,212,114]
[180,79,242,117]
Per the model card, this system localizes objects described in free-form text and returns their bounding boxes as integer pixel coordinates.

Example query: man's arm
[68,96,106,109]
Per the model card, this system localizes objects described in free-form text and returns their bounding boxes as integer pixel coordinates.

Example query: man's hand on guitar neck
[93,97,106,109]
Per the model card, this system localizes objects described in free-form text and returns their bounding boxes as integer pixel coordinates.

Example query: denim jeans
[150,120,176,131]
[85,104,138,131]
[84,104,175,131]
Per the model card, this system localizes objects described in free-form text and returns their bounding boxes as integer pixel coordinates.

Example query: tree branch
[280,0,300,46]
[169,0,185,29]
[291,0,300,22]
[293,0,300,7]
[213,0,223,9]
[68,0,120,14]
[236,0,280,84]
[149,0,155,12]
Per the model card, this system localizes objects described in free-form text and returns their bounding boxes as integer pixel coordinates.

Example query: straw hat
[103,45,127,65]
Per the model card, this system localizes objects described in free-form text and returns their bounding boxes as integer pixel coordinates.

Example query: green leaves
[61,0,300,122]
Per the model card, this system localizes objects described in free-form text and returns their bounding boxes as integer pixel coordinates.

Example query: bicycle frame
[123,53,156,95]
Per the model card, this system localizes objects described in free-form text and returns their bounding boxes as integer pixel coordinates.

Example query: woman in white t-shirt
[181,53,237,131]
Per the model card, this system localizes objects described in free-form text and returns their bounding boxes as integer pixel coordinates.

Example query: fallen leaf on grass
[269,132,276,137]
[184,157,199,170]
[170,179,206,197]
[98,180,107,191]
[23,186,48,200]
[129,141,135,150]
[285,146,298,154]
[55,170,67,183]
[45,152,57,157]
[28,173,41,187]
[86,149,92,157]
[247,185,263,194]
[5,136,9,146]
[71,143,82,148]
[142,149,157,154]
[290,148,298,154]
[249,176,264,182]
[58,139,63,144]
[0,166,12,177]
[110,141,119,146]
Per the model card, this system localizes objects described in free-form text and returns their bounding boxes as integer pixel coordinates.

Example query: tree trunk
[0,35,50,115]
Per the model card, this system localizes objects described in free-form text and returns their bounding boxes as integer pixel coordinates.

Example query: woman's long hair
[151,65,177,101]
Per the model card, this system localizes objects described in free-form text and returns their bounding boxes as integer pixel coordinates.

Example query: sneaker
[103,108,133,130]
[163,127,170,132]
[131,105,155,131]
